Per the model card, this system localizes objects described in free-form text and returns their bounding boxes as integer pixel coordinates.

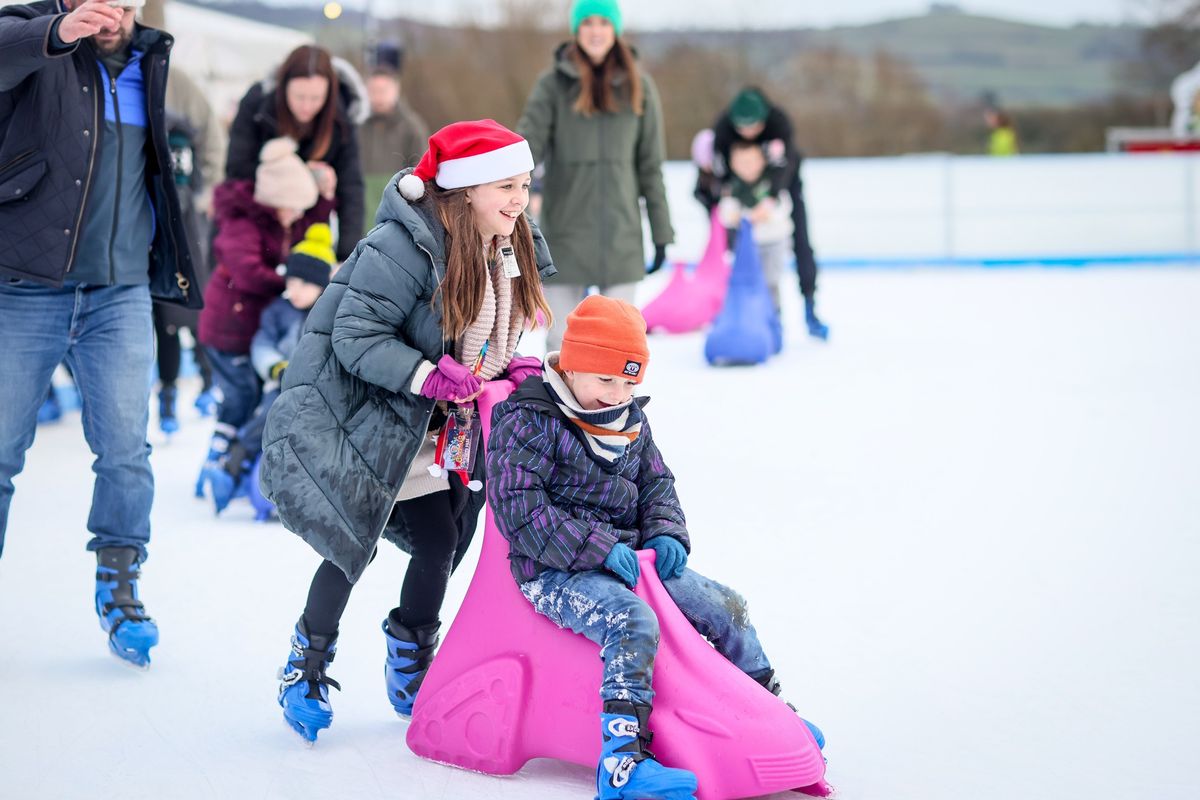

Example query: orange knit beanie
[559,295,649,383]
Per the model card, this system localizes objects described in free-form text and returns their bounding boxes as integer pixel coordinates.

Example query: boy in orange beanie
[487,294,824,800]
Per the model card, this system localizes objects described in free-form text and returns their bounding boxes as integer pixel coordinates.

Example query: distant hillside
[184,1,1142,107]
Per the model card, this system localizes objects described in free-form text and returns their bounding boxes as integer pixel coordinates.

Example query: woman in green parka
[259,120,554,742]
[518,0,674,349]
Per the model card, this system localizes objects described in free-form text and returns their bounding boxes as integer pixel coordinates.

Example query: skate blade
[283,716,321,745]
[108,647,151,671]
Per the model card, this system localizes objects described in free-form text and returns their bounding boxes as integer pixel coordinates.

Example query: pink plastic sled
[641,210,731,335]
[406,382,830,799]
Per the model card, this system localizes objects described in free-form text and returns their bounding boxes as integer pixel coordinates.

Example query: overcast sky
[352,0,1150,29]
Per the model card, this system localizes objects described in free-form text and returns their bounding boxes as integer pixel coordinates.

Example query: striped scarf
[543,355,642,463]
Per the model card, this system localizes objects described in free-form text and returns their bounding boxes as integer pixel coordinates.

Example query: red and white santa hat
[398,119,534,201]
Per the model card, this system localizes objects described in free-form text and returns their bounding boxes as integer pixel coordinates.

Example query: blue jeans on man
[521,566,772,706]
[0,281,155,560]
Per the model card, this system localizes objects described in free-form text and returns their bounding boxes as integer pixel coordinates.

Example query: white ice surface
[1,267,1198,800]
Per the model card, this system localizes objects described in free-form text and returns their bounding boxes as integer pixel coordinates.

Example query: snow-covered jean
[521,567,772,706]
[0,281,154,561]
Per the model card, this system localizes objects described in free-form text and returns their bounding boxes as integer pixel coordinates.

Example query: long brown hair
[422,182,553,339]
[569,38,644,118]
[274,45,340,161]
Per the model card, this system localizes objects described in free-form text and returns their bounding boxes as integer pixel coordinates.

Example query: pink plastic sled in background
[641,209,731,335]
[406,382,830,800]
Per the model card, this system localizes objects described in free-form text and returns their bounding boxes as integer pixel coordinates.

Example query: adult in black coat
[225,45,365,263]
[695,87,829,339]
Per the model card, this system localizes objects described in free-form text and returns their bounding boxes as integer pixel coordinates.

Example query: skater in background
[226,44,365,263]
[359,63,429,236]
[155,67,228,432]
[259,120,554,742]
[716,139,794,314]
[196,137,334,498]
[487,296,824,800]
[200,223,336,514]
[0,0,202,668]
[695,86,830,340]
[984,107,1019,156]
[518,0,673,350]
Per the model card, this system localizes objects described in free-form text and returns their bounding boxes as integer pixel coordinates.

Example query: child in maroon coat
[196,136,335,497]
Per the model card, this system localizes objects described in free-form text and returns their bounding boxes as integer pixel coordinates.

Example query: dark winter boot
[597,700,697,800]
[804,297,829,341]
[158,385,179,435]
[383,611,440,718]
[278,617,340,743]
[94,547,159,669]
[753,668,825,750]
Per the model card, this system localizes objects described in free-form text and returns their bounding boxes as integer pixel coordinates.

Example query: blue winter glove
[604,542,640,588]
[643,536,687,579]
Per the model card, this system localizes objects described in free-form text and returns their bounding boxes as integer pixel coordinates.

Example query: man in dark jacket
[358,66,428,236]
[695,87,830,340]
[0,0,201,669]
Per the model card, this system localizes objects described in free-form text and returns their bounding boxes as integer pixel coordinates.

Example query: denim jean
[522,567,772,706]
[204,347,261,432]
[0,281,155,560]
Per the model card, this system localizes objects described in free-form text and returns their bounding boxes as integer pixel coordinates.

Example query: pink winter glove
[419,355,482,402]
[504,355,544,386]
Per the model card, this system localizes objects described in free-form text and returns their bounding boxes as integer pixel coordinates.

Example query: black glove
[647,244,667,274]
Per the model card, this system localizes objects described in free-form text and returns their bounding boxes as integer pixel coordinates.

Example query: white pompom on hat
[397,119,534,202]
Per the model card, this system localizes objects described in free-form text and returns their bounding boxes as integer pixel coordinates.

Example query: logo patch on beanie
[623,361,642,377]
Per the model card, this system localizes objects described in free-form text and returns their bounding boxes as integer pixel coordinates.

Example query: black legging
[302,491,460,636]
[153,305,212,390]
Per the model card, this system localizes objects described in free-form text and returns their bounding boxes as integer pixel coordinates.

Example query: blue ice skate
[754,668,825,750]
[278,619,340,743]
[37,390,62,425]
[159,387,179,435]
[95,547,159,669]
[804,297,829,341]
[383,612,440,718]
[195,432,231,499]
[597,701,697,800]
[194,389,218,417]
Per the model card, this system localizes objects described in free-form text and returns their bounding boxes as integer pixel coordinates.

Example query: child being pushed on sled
[487,295,824,800]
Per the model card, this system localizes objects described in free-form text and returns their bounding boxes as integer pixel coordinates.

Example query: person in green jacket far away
[518,0,674,350]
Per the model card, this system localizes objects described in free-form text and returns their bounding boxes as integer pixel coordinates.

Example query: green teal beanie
[729,88,769,127]
[571,0,623,37]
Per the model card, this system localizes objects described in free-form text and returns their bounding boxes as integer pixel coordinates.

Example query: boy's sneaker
[95,547,159,669]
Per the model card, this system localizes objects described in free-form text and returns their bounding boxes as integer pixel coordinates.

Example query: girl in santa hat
[258,119,555,743]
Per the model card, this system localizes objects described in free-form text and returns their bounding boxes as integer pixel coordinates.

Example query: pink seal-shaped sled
[406,381,830,799]
[641,209,731,335]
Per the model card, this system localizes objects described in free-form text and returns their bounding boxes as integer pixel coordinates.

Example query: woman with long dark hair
[226,45,365,262]
[258,120,555,742]
[518,0,673,349]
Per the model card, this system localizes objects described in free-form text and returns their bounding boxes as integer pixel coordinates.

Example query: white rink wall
[660,153,1200,267]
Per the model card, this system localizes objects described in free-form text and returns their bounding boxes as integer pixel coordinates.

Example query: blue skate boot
[597,700,697,800]
[383,611,440,718]
[278,618,340,743]
[753,668,825,750]
[95,547,159,669]
[194,387,218,417]
[159,386,180,435]
[804,297,829,342]
[196,429,232,498]
[201,441,251,514]
[37,388,62,425]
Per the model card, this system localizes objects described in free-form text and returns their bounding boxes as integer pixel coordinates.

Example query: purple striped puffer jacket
[486,379,690,584]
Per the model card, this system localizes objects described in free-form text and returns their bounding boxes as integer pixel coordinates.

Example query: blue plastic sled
[704,218,782,366]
